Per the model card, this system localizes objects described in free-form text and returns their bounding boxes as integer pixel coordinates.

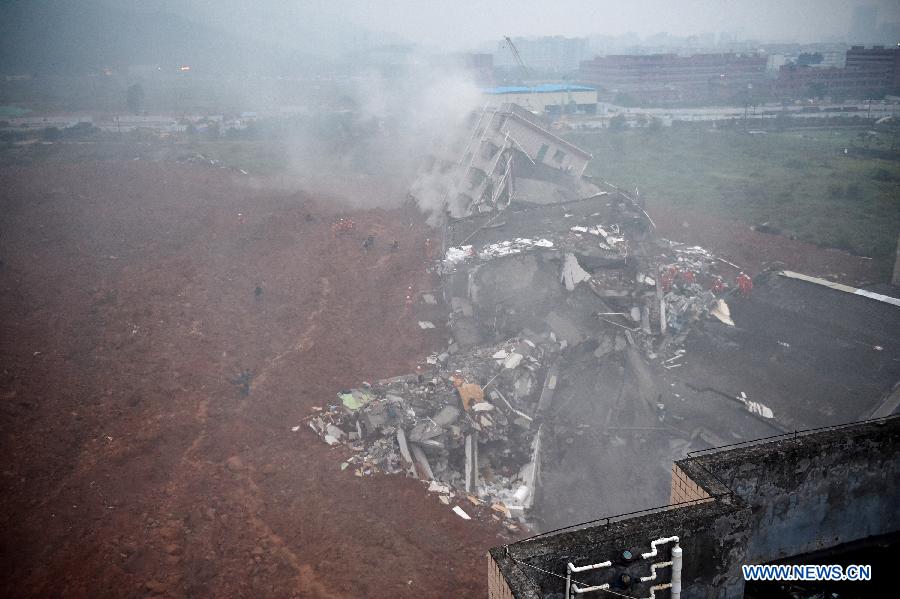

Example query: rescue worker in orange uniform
[736,272,753,297]
[710,276,726,295]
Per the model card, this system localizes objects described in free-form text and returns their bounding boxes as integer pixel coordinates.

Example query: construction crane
[501,36,530,81]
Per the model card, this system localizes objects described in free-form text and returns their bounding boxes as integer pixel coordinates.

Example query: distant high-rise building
[850,5,878,44]
[846,45,900,88]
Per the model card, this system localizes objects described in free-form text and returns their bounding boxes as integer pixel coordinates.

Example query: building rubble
[309,103,753,529]
[308,334,560,523]
[441,184,738,366]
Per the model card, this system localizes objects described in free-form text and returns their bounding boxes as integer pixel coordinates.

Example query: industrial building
[577,46,900,104]
[481,85,598,116]
[775,45,900,99]
[577,53,768,104]
[846,45,900,89]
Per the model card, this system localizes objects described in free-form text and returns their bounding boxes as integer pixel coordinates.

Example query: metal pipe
[565,538,683,598]
[639,560,672,582]
[641,536,679,559]
[566,560,611,598]
[569,559,612,573]
[671,544,683,599]
[573,583,610,594]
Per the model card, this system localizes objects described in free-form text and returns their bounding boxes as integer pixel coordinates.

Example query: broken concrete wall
[468,252,563,337]
[679,417,900,565]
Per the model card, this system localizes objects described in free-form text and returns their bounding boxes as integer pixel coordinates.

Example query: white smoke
[277,65,482,212]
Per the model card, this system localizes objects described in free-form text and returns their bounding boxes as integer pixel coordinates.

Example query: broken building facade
[409,103,595,220]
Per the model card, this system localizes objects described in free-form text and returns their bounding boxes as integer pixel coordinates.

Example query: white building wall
[499,117,589,174]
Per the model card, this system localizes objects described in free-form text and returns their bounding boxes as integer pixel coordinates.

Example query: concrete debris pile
[441,184,738,367]
[478,238,555,261]
[309,335,560,522]
[307,102,755,529]
[646,240,739,352]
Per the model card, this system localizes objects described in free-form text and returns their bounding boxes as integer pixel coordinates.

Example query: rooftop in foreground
[489,416,900,598]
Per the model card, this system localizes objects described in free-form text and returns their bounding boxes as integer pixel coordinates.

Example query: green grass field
[566,125,900,264]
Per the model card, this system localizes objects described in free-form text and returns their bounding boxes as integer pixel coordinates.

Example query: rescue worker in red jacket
[710,276,726,295]
[736,272,753,297]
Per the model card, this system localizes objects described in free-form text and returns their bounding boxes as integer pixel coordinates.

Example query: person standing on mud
[362,234,375,253]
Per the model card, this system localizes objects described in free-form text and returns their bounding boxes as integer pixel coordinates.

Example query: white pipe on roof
[639,560,673,582]
[671,545,683,599]
[641,536,679,559]
[566,560,611,597]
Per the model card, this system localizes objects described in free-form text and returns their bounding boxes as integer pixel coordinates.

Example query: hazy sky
[151,1,900,50]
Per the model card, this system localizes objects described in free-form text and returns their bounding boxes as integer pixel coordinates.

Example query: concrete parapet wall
[492,417,900,598]
[682,418,900,564]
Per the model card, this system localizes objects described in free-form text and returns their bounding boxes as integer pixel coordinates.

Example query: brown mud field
[0,154,882,598]
[0,159,505,598]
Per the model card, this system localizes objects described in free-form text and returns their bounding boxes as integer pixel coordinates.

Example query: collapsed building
[408,103,598,220]
[309,103,900,541]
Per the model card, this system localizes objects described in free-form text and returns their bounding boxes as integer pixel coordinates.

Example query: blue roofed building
[481,84,598,116]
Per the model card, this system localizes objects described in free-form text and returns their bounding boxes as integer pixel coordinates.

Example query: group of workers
[661,264,753,298]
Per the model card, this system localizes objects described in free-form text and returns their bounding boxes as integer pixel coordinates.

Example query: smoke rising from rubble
[273,69,480,212]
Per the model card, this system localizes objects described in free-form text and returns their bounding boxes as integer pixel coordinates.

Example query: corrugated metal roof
[482,84,597,95]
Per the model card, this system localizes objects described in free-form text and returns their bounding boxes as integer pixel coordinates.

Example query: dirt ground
[0,151,889,598]
[0,159,507,598]
[647,201,884,286]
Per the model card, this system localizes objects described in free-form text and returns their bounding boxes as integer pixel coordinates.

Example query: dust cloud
[253,69,482,212]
